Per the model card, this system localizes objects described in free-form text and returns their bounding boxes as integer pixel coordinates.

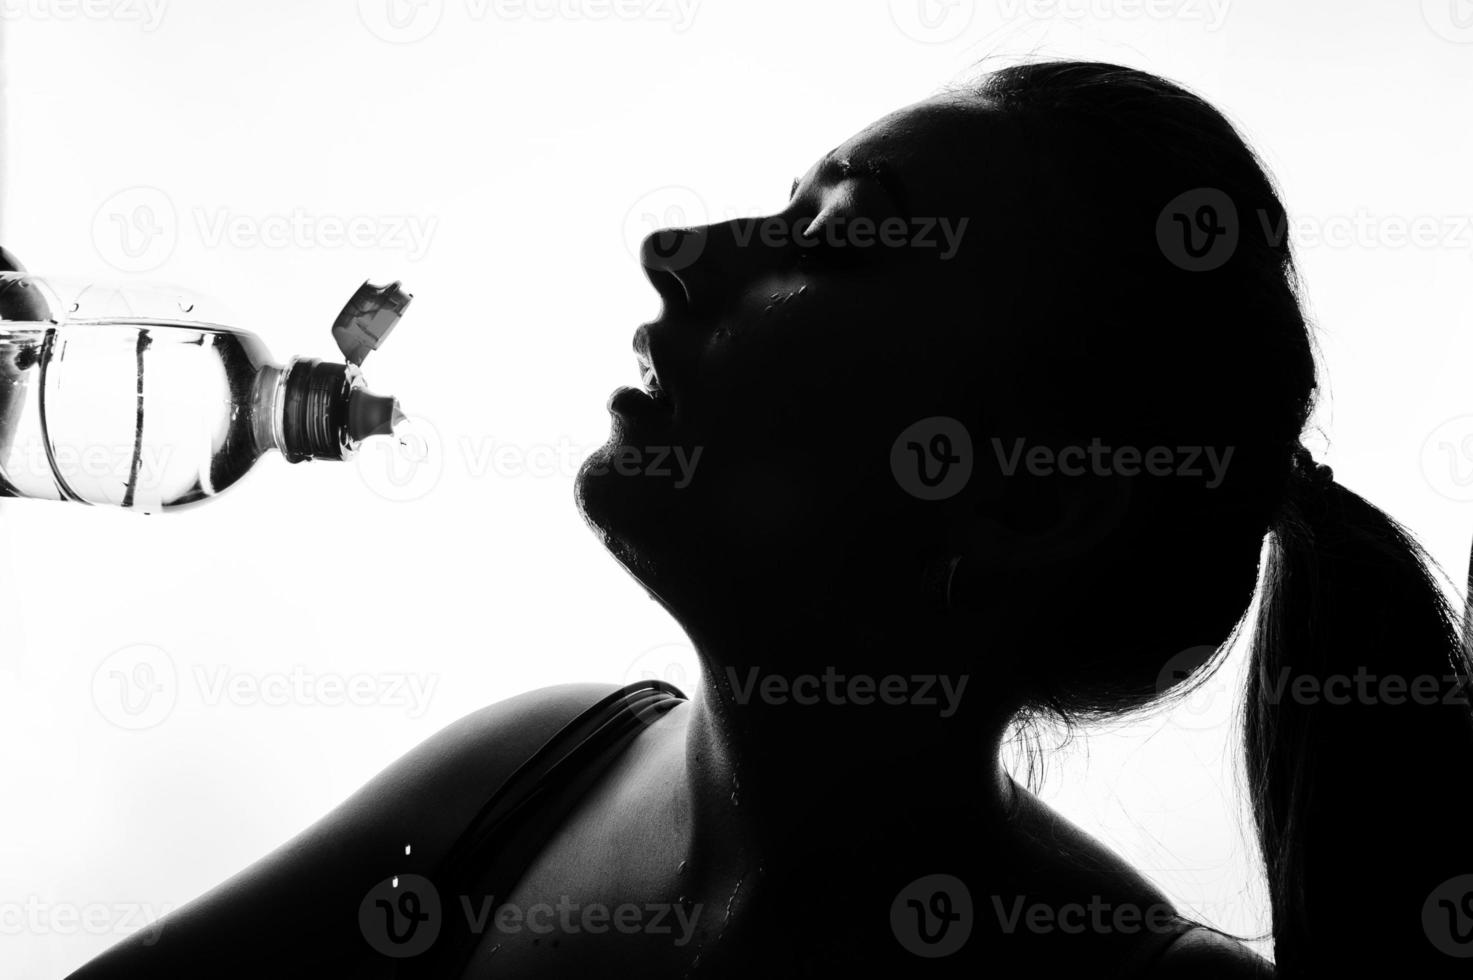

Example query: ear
[958,472,1134,573]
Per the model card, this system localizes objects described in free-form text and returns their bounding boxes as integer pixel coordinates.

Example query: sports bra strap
[398,679,687,977]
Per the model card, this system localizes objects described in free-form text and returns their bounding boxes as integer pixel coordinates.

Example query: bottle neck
[254,358,360,463]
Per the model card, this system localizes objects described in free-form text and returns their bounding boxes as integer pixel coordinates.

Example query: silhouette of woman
[70,61,1473,978]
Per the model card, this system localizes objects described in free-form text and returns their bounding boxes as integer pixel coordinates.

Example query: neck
[677,615,1021,883]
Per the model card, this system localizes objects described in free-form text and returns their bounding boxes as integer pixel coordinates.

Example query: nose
[639,216,780,319]
[638,225,707,313]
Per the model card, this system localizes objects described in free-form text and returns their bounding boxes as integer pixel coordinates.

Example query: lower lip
[608,385,672,421]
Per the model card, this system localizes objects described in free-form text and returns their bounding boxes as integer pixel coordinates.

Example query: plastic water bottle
[0,274,411,513]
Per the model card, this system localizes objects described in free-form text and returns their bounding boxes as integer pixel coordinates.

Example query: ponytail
[1246,462,1473,974]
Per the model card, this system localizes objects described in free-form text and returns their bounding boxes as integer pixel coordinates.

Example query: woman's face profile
[577,96,1011,617]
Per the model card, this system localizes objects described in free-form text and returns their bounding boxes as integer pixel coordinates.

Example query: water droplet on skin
[762,305,773,315]
[392,876,399,888]
[404,844,412,856]
[68,302,80,313]
[727,875,745,910]
[730,791,739,806]
[677,860,688,874]
[179,301,195,313]
[797,285,808,296]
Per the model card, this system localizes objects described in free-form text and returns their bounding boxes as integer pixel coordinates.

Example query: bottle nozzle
[276,281,415,464]
[348,388,405,441]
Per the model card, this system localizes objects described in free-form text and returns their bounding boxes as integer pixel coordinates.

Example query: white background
[2,0,1471,975]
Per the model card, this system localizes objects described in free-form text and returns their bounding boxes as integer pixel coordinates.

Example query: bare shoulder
[1004,779,1178,908]
[1003,783,1272,976]
[1151,927,1275,978]
[68,683,620,979]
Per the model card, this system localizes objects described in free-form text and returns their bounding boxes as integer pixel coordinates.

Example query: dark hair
[967,61,1473,974]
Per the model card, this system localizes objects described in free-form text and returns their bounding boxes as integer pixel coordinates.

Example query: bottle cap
[332,280,413,366]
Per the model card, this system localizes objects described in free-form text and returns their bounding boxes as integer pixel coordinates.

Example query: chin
[576,436,687,580]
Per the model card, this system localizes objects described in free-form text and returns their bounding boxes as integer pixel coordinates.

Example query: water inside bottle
[0,322,271,512]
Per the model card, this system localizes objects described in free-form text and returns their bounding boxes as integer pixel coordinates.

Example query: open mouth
[637,351,671,407]
[608,329,674,422]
